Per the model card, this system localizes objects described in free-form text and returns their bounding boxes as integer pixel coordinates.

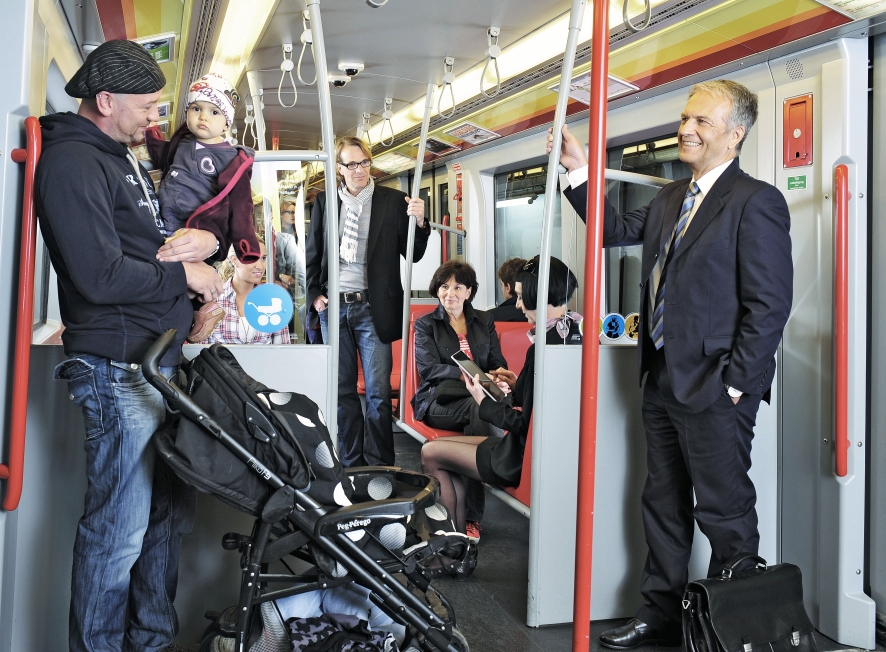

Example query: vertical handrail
[1,116,41,511]
[399,84,435,420]
[442,214,450,262]
[834,163,849,477]
[247,70,275,284]
[573,0,609,647]
[526,0,585,626]
[306,0,341,443]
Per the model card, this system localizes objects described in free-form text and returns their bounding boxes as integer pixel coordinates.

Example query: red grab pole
[572,0,609,649]
[834,164,849,477]
[1,116,42,511]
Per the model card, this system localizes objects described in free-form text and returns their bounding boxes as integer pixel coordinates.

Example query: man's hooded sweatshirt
[36,112,191,366]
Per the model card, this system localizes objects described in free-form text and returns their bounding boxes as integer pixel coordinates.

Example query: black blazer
[489,296,528,322]
[305,185,430,344]
[411,302,507,421]
[564,159,793,412]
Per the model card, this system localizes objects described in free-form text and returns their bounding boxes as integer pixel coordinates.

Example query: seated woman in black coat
[420,256,582,534]
[412,260,509,439]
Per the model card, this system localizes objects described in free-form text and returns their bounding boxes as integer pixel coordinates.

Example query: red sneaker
[465,521,482,543]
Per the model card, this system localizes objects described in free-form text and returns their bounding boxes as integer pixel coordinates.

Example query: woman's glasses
[338,159,372,170]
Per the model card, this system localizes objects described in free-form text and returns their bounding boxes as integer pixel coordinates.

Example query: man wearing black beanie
[36,39,222,652]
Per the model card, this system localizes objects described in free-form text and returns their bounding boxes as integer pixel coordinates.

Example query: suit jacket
[305,185,430,344]
[489,295,528,322]
[411,302,508,421]
[564,159,793,412]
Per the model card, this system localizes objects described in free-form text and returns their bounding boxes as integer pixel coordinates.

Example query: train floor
[391,432,885,652]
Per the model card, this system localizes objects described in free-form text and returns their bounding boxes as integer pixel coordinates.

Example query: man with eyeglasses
[550,79,793,649]
[306,136,429,466]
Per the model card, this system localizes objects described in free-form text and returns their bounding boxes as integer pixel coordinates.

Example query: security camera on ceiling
[338,62,364,77]
[329,74,351,88]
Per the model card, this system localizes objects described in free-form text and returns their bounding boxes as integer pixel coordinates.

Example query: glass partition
[493,164,562,306]
[604,136,690,319]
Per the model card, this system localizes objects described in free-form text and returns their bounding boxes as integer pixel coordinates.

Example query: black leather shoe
[599,618,682,649]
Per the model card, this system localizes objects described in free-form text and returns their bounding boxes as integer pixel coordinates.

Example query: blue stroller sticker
[244,283,294,333]
[601,313,625,340]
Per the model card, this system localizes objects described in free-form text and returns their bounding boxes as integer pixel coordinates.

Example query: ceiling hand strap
[438,57,456,119]
[380,97,395,146]
[243,104,257,149]
[357,112,373,146]
[298,11,318,85]
[278,44,297,107]
[624,0,651,32]
[481,27,501,99]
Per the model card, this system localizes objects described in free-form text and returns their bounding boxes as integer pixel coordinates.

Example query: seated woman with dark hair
[412,260,508,440]
[420,256,582,534]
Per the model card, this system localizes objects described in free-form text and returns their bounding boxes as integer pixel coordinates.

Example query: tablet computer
[451,351,506,401]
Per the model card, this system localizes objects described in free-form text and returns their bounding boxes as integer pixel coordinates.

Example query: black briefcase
[682,553,818,652]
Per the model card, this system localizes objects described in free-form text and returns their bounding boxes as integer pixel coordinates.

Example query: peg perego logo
[248,459,271,480]
[337,518,371,532]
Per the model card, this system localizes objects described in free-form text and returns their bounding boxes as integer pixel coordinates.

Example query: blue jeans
[320,301,394,466]
[55,355,196,652]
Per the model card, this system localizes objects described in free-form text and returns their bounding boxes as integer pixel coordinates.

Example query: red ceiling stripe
[94,0,137,41]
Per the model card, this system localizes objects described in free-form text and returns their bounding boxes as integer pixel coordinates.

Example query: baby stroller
[143,330,475,652]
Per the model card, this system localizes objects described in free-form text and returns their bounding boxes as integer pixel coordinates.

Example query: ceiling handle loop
[481,27,501,99]
[278,44,297,108]
[243,104,258,149]
[380,97,395,146]
[624,0,652,32]
[298,11,318,85]
[357,112,373,146]
[438,57,456,119]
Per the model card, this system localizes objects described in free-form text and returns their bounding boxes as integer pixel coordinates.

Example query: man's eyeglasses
[522,256,539,277]
[281,210,295,216]
[338,159,372,170]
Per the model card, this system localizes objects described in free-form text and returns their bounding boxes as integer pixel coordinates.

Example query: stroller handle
[142,328,180,400]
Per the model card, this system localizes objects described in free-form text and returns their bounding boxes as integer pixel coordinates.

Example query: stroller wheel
[403,625,469,652]
[450,627,470,652]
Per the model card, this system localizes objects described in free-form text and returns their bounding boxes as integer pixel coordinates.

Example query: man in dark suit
[551,79,793,648]
[306,136,429,467]
[489,257,529,322]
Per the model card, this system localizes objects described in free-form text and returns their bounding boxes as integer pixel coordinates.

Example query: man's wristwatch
[725,384,743,399]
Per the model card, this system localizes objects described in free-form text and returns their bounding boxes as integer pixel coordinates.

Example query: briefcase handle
[721,552,768,579]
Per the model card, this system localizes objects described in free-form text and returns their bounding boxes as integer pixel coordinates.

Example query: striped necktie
[650,181,701,350]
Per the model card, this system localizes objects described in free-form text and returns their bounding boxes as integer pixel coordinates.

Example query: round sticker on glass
[601,313,625,340]
[244,283,293,333]
[624,313,640,341]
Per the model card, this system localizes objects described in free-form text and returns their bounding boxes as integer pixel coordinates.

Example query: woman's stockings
[420,436,487,533]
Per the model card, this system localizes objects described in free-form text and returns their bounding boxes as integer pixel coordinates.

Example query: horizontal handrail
[604,168,671,188]
[253,150,328,163]
[834,163,849,477]
[1,116,42,511]
[429,222,465,236]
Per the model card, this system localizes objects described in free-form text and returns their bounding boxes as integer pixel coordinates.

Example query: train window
[493,164,562,305]
[604,136,690,319]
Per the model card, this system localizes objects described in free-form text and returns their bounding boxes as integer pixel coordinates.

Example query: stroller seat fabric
[157,344,354,514]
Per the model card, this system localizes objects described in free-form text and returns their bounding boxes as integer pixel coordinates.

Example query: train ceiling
[67,0,879,172]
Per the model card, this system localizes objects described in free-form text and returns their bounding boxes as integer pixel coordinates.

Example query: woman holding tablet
[412,261,508,442]
[412,261,509,542]
[420,256,582,535]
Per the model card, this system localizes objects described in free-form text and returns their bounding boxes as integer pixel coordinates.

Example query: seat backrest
[495,322,531,377]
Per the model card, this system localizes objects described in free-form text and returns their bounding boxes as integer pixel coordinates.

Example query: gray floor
[391,433,886,652]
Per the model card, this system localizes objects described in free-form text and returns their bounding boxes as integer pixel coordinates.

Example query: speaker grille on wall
[785,59,804,80]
